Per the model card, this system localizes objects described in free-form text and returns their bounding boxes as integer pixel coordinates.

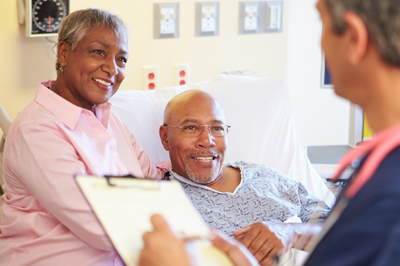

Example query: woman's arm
[130,133,171,179]
[7,123,114,251]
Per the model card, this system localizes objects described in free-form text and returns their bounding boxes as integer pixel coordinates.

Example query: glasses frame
[163,123,231,137]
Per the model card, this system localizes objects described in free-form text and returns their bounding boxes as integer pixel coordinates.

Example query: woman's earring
[59,67,64,73]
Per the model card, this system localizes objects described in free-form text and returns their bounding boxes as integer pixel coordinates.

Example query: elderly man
[158,89,330,265]
[140,0,400,265]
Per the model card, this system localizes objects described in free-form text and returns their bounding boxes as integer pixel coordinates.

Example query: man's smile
[192,156,216,163]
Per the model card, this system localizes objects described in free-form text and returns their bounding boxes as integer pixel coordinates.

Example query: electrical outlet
[265,1,283,33]
[142,65,159,90]
[239,2,263,35]
[154,3,179,39]
[244,5,258,30]
[195,2,219,37]
[160,8,175,34]
[174,63,190,86]
[201,6,216,32]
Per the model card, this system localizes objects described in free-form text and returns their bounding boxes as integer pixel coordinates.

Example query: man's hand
[233,222,299,266]
[139,214,194,266]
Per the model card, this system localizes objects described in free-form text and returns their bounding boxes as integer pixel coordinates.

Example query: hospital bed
[109,74,335,265]
[110,74,336,207]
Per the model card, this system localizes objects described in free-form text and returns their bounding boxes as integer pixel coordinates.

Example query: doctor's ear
[342,11,369,65]
[159,125,170,151]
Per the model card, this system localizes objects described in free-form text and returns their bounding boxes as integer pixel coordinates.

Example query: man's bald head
[160,89,228,185]
[163,90,225,125]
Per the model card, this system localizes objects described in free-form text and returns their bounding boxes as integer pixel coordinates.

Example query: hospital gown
[166,161,331,236]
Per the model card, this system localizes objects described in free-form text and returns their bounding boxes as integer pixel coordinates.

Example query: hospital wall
[0,0,350,148]
[286,0,350,147]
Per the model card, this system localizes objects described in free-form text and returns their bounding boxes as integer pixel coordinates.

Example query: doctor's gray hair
[56,8,129,71]
[325,0,400,67]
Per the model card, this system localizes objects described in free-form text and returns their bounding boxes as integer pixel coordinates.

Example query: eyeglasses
[163,123,231,137]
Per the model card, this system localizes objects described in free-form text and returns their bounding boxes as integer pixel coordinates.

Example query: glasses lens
[181,124,201,135]
[178,124,229,137]
[210,125,227,136]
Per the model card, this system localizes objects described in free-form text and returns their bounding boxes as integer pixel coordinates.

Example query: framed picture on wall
[320,53,333,88]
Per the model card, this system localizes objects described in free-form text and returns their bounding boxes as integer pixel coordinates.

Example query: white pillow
[110,75,335,207]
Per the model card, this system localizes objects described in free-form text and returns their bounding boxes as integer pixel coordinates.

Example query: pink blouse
[0,80,170,265]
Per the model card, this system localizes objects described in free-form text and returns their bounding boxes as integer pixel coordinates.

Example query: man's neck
[173,167,242,193]
[205,167,242,193]
[361,65,400,133]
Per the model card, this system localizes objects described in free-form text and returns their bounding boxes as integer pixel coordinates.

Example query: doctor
[139,0,400,265]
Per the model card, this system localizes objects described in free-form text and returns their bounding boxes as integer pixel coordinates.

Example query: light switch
[195,2,219,37]
[265,1,283,33]
[154,3,179,39]
[268,5,280,29]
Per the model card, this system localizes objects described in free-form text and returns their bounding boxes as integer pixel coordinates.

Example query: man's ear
[159,125,169,151]
[342,11,369,65]
[57,41,70,68]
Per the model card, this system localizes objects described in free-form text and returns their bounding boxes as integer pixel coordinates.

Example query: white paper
[76,176,232,266]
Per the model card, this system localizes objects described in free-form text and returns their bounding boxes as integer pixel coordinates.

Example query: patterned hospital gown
[166,161,331,237]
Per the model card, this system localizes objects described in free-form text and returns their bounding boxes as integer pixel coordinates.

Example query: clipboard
[75,175,233,266]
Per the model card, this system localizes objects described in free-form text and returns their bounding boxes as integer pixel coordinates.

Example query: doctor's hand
[139,214,195,266]
[233,222,298,266]
[139,214,258,266]
[211,231,259,266]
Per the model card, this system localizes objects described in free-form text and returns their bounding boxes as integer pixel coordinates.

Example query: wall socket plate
[154,3,179,39]
[239,1,283,35]
[195,2,220,37]
[142,65,160,90]
[174,63,190,86]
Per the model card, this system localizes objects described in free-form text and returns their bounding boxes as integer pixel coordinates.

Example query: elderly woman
[0,9,168,265]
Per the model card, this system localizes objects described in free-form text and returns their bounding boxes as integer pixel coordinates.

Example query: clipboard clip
[105,175,160,191]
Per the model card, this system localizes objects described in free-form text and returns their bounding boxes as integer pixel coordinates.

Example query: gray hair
[325,0,400,67]
[56,8,129,71]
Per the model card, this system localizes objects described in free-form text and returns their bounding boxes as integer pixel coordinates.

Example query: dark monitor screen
[321,54,333,88]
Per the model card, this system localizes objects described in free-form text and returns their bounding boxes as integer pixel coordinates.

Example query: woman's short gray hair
[324,0,400,67]
[56,8,129,71]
